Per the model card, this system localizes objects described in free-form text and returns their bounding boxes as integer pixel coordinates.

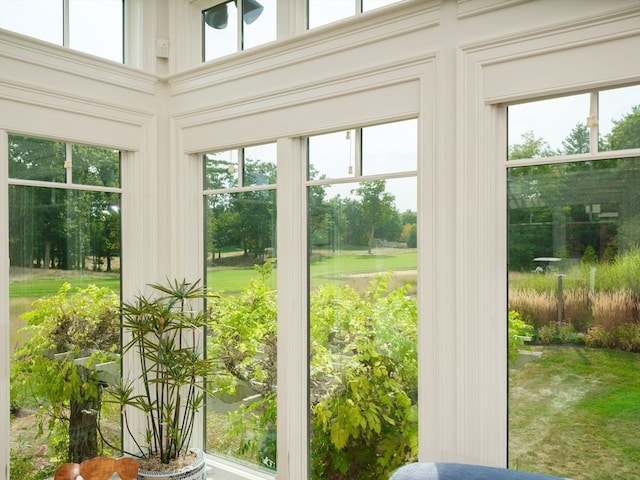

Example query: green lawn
[9,275,120,299]
[9,250,417,346]
[9,272,121,349]
[207,250,417,293]
[509,346,640,480]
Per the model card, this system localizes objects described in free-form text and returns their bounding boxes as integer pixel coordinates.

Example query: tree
[561,123,590,155]
[8,136,122,272]
[353,180,398,253]
[508,131,557,160]
[606,104,640,150]
[11,284,120,464]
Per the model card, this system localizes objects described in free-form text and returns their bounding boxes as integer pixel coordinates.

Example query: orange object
[54,457,139,480]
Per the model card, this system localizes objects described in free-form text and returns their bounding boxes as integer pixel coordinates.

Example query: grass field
[9,250,417,347]
[509,346,640,480]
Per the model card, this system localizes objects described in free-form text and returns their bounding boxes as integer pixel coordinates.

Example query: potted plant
[108,279,216,480]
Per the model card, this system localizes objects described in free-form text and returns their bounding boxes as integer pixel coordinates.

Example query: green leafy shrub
[583,326,613,349]
[537,322,582,345]
[581,245,598,265]
[207,265,418,479]
[310,274,418,479]
[508,310,534,362]
[11,283,120,464]
[614,323,640,352]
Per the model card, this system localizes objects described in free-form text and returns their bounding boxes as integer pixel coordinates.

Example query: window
[8,135,123,473]
[203,143,277,472]
[507,86,640,479]
[308,0,403,30]
[307,119,418,479]
[202,0,276,62]
[0,0,124,63]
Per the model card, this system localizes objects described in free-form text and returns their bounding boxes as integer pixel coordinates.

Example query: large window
[0,0,124,63]
[202,0,276,62]
[8,135,123,478]
[307,119,418,479]
[507,85,640,479]
[203,143,278,472]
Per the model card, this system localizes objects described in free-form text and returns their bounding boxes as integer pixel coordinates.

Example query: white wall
[1,0,640,477]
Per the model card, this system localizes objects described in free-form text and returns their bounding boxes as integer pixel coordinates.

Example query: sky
[508,85,640,151]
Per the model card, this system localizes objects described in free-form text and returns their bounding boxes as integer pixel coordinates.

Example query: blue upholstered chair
[390,463,572,480]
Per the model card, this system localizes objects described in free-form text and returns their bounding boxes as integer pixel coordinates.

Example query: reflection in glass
[204,190,277,471]
[72,144,121,187]
[508,94,590,158]
[507,157,640,478]
[70,0,123,62]
[205,150,240,190]
[9,185,122,470]
[244,143,277,186]
[307,120,418,478]
[308,178,418,479]
[600,85,640,151]
[8,135,66,183]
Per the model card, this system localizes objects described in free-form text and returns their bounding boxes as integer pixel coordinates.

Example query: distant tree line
[205,156,417,263]
[8,135,121,271]
[508,105,640,270]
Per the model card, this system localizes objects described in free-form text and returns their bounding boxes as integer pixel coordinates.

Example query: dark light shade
[203,0,263,30]
[242,0,264,24]
[204,3,228,29]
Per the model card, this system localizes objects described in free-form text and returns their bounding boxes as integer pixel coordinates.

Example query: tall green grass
[594,248,640,295]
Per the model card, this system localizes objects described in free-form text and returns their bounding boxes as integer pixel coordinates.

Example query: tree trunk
[68,367,101,463]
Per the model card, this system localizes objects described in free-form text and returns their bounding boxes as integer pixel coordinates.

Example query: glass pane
[243,0,276,50]
[204,189,277,472]
[0,0,63,45]
[308,177,418,480]
[308,0,354,29]
[308,130,356,181]
[203,1,238,61]
[362,119,417,175]
[508,94,590,159]
[204,149,240,190]
[363,0,402,12]
[71,143,121,187]
[600,85,640,151]
[69,0,123,62]
[8,135,66,183]
[507,157,640,479]
[9,185,122,474]
[243,143,277,186]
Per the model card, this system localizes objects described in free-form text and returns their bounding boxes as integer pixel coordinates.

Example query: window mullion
[65,143,73,185]
[276,137,309,479]
[63,0,70,48]
[589,92,599,153]
[238,0,244,52]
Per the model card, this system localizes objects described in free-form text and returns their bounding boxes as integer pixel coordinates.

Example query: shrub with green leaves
[207,266,418,479]
[310,274,418,479]
[11,283,120,464]
[508,310,535,362]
